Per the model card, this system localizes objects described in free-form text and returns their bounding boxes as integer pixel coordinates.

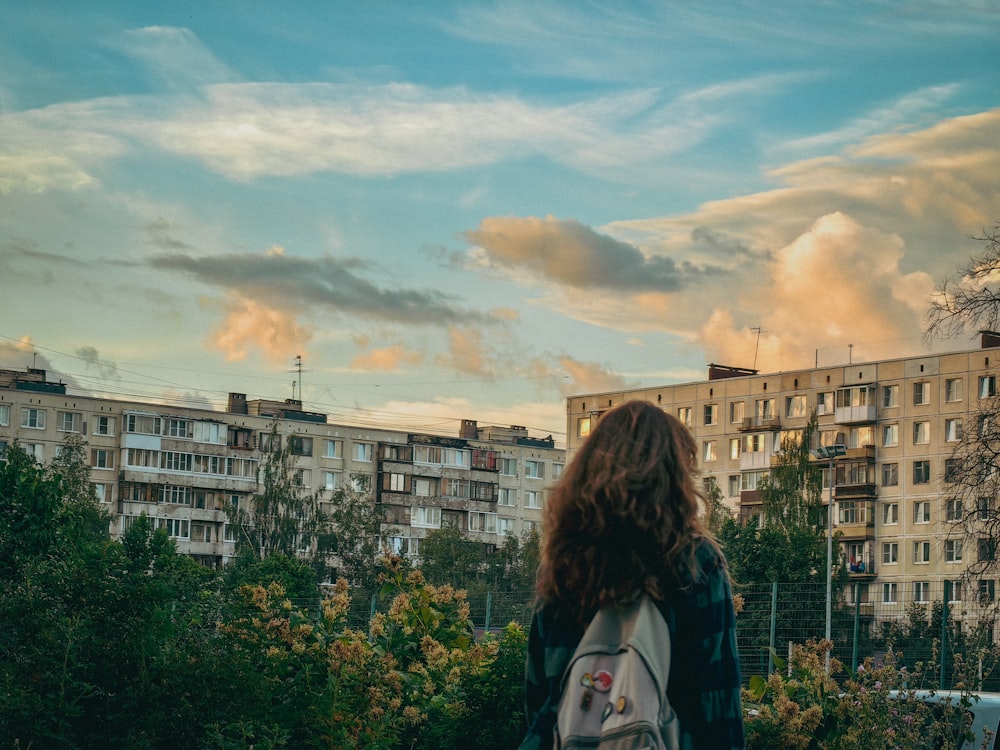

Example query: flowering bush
[743,639,975,750]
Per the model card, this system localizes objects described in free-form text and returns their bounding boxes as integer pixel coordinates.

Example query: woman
[519,400,744,750]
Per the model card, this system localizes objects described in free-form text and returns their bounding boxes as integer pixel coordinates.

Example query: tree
[420,525,487,588]
[227,427,333,576]
[925,224,1000,342]
[322,480,384,592]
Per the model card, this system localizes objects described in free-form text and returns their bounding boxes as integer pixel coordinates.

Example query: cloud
[696,212,935,369]
[464,215,720,291]
[75,346,121,380]
[435,326,501,377]
[150,249,492,326]
[119,26,235,90]
[350,343,424,371]
[210,296,312,364]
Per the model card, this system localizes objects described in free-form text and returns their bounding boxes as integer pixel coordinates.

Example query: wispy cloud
[149,247,494,326]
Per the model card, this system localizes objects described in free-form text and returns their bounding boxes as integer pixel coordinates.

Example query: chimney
[228,393,249,414]
[460,419,478,439]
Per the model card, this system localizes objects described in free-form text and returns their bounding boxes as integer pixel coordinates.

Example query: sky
[1,1,999,444]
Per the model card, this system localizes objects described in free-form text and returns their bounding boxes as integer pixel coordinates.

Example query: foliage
[744,640,975,750]
[227,426,334,574]
[705,478,732,537]
[322,481,389,592]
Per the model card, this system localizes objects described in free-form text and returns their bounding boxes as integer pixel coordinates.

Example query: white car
[907,690,1000,750]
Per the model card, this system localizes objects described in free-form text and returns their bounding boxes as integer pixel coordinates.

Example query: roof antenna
[849,344,854,365]
[288,354,308,402]
[751,327,764,371]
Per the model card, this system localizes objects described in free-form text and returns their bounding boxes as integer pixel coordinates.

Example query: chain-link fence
[346,580,1000,690]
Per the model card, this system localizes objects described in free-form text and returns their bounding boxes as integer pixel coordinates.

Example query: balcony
[834,404,877,425]
[836,501,875,539]
[738,417,781,432]
[835,483,877,500]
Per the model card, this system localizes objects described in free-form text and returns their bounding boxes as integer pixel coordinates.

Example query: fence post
[371,592,377,621]
[485,591,493,633]
[852,581,860,673]
[768,582,778,675]
[940,580,950,691]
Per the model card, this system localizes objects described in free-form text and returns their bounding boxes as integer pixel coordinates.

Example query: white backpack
[555,595,679,750]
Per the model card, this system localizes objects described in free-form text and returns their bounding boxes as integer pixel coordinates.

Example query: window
[729,401,745,424]
[913,540,931,564]
[323,439,342,459]
[190,523,213,543]
[498,517,516,536]
[981,375,997,399]
[702,441,717,462]
[946,498,963,522]
[913,421,930,444]
[946,378,963,402]
[167,418,191,438]
[258,432,281,452]
[980,579,996,604]
[945,458,961,482]
[412,506,441,528]
[90,449,114,469]
[913,382,930,405]
[882,542,898,564]
[290,436,313,456]
[354,442,373,462]
[882,463,898,487]
[816,391,833,415]
[847,425,875,449]
[979,537,997,563]
[913,501,930,524]
[92,415,113,436]
[159,485,191,505]
[945,418,963,443]
[20,408,45,429]
[882,583,898,604]
[156,518,189,539]
[703,404,718,426]
[322,471,341,491]
[163,452,193,472]
[525,460,545,479]
[388,473,406,492]
[882,384,899,408]
[950,581,964,603]
[979,496,993,521]
[729,438,741,460]
[677,407,691,426]
[0,404,8,426]
[838,501,859,524]
[785,395,807,418]
[552,464,563,480]
[57,411,82,433]
[125,414,161,435]
[741,470,768,491]
[498,488,516,507]
[351,474,371,493]
[92,483,112,503]
[913,581,930,603]
[469,512,498,533]
[293,468,311,488]
[755,398,775,421]
[882,424,898,447]
[882,502,898,525]
[913,460,930,484]
[499,458,517,476]
[525,490,542,509]
[576,416,593,438]
[727,475,741,497]
[413,478,432,497]
[945,539,963,563]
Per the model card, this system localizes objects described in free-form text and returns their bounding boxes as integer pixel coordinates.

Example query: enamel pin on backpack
[555,595,679,750]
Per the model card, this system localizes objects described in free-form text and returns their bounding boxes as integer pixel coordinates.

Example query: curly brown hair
[535,400,717,623]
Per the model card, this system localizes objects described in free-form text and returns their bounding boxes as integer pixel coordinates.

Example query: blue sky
[1,1,998,442]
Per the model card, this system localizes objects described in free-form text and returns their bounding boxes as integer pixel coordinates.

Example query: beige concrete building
[0,367,561,573]
[566,334,1000,617]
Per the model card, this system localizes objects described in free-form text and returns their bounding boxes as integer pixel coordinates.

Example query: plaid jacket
[518,539,745,750]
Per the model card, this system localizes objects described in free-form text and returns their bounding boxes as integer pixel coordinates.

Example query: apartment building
[565,334,1000,618]
[0,367,562,571]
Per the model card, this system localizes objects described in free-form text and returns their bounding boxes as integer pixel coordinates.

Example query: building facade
[566,334,1000,618]
[0,368,562,572]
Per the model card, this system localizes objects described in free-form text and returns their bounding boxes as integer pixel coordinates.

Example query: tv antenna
[751,327,765,371]
[288,354,309,401]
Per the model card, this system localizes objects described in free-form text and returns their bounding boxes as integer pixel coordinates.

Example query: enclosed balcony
[834,384,877,424]
[836,500,875,539]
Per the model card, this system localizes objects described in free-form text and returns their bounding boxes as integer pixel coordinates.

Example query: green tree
[420,524,487,588]
[228,427,333,575]
[322,479,384,592]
